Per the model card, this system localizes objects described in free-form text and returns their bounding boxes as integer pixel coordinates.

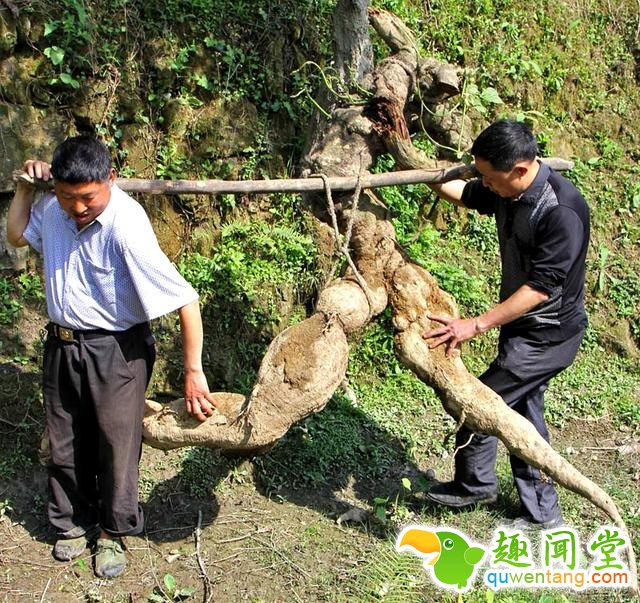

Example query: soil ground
[0,414,637,602]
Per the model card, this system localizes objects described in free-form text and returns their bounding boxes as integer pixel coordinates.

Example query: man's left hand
[184,369,218,422]
[422,314,479,357]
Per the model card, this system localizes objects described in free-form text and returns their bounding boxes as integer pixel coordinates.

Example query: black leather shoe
[424,481,498,508]
[501,515,564,531]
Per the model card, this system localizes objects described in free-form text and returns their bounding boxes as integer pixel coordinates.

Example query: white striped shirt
[23,185,198,330]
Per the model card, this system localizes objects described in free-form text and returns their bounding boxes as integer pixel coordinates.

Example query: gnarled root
[389,259,638,591]
[143,312,349,453]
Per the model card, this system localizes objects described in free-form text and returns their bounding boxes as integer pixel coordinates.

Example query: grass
[545,341,640,428]
[334,436,638,602]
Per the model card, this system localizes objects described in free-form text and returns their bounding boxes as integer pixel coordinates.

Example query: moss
[0,55,45,104]
[0,103,69,190]
[0,9,17,56]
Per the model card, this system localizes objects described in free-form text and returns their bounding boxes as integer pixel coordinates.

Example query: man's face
[474,157,528,199]
[55,170,115,229]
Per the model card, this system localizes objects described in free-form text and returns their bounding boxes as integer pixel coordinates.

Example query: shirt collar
[516,161,550,205]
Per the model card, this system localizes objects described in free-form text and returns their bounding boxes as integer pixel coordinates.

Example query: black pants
[42,323,155,538]
[454,328,584,523]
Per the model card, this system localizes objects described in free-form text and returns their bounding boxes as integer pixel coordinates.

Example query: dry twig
[195,510,213,603]
[39,578,52,603]
[215,526,270,545]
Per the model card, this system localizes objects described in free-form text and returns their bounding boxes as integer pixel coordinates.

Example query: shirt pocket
[85,259,117,312]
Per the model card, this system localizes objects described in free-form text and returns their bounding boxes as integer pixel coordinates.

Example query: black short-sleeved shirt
[462,162,590,341]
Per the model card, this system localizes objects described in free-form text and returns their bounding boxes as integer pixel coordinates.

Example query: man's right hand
[7,160,50,247]
[22,160,52,182]
[427,179,467,206]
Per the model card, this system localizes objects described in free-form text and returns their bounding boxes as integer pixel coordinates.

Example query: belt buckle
[58,327,74,342]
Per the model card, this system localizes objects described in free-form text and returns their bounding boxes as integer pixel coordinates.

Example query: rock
[188,46,219,95]
[163,99,194,140]
[119,119,191,259]
[337,505,369,525]
[0,55,46,105]
[549,127,577,159]
[191,98,259,158]
[16,13,39,44]
[597,321,639,359]
[115,62,144,121]
[120,123,159,178]
[15,7,45,45]
[0,103,70,192]
[71,76,114,128]
[140,195,186,261]
[0,8,17,56]
[617,441,640,458]
[145,37,180,90]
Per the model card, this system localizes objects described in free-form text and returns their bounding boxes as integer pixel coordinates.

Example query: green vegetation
[28,0,337,175]
[0,272,44,327]
[0,276,22,327]
[149,574,196,602]
[179,217,318,330]
[0,272,45,481]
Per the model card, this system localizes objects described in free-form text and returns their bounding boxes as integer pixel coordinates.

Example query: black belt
[47,322,147,342]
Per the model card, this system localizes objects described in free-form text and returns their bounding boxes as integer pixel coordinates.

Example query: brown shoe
[94,538,126,578]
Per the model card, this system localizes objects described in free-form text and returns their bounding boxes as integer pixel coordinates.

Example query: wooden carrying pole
[12,158,573,195]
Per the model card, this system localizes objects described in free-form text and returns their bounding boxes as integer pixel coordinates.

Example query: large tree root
[144,313,349,453]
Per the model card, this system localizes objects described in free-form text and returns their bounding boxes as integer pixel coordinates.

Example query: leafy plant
[0,277,22,326]
[462,81,504,116]
[177,447,228,498]
[42,0,91,88]
[156,139,192,179]
[0,440,35,479]
[179,218,319,329]
[148,574,195,602]
[0,272,45,327]
[17,272,45,300]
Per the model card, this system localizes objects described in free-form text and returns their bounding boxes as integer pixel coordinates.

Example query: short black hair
[470,119,538,171]
[51,135,112,183]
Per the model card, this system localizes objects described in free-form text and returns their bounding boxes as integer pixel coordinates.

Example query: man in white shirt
[7,135,217,578]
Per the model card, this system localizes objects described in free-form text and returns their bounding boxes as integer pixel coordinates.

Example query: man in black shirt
[423,119,589,528]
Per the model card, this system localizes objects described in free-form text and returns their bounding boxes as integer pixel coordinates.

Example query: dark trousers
[42,323,155,538]
[454,328,584,523]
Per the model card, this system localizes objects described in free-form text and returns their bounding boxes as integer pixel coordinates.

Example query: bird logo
[396,525,486,592]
